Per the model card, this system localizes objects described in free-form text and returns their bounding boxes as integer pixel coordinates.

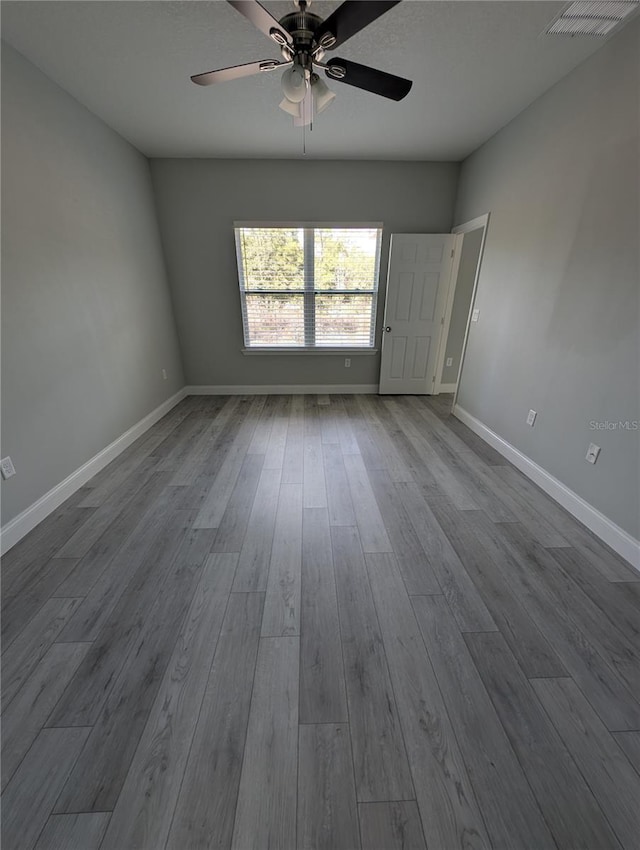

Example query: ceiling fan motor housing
[276,10,327,69]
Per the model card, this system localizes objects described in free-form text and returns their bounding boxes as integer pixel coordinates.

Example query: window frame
[234,221,383,353]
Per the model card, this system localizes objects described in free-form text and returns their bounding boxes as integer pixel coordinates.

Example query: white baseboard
[437,383,457,394]
[453,405,640,571]
[186,384,379,395]
[0,389,187,555]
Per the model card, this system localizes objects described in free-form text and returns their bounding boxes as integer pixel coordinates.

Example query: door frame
[432,233,463,394]
[434,213,490,399]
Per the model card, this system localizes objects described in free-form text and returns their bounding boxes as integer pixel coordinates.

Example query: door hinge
[451,249,455,257]
[432,375,436,383]
[441,317,445,325]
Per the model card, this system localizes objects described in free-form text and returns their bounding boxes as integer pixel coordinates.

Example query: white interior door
[379,233,456,394]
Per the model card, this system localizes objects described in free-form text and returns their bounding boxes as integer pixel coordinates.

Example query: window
[235,224,383,350]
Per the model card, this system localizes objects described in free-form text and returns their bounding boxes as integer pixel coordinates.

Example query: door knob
[384,326,392,332]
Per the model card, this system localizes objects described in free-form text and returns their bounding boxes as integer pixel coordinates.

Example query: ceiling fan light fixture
[283,76,335,126]
[279,97,301,117]
[310,75,336,113]
[281,63,308,102]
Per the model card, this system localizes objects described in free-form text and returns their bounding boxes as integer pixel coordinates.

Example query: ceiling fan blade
[227,0,293,47]
[325,57,412,101]
[191,59,291,86]
[315,1,402,50]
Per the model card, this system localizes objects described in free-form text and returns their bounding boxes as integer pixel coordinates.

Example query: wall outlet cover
[1,456,16,479]
[526,409,537,427]
[446,357,453,367]
[471,309,480,323]
[586,443,601,464]
[344,358,351,368]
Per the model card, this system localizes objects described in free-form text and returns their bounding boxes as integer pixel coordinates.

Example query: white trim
[452,213,490,235]
[434,234,464,394]
[234,221,383,229]
[453,404,640,571]
[0,389,187,555]
[241,347,378,356]
[451,213,491,407]
[437,383,457,394]
[186,384,378,395]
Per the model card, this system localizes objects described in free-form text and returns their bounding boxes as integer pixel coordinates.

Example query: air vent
[546,0,639,36]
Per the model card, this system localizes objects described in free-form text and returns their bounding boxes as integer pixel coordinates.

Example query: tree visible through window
[235,225,382,348]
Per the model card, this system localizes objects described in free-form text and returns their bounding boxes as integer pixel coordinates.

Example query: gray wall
[1,44,184,526]
[441,227,484,385]
[454,19,639,539]
[150,159,459,387]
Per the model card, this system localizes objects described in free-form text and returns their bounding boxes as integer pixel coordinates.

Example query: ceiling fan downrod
[274,0,332,69]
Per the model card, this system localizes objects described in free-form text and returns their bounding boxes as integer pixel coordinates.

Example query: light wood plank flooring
[2,393,639,850]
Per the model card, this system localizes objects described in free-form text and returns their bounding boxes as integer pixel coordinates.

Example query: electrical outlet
[162,369,167,380]
[1,456,16,479]
[586,443,601,464]
[344,358,351,368]
[446,357,453,367]
[471,309,480,323]
[526,409,537,427]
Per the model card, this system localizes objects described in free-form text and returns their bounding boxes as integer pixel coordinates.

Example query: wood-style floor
[2,393,639,850]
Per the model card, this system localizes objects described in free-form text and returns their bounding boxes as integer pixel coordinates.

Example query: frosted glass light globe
[281,65,308,103]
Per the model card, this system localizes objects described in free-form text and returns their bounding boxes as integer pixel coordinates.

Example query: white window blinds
[235,225,382,349]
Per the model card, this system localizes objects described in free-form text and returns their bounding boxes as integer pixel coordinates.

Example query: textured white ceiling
[1,1,619,159]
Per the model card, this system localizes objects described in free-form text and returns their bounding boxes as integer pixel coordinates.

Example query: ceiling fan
[191,0,412,125]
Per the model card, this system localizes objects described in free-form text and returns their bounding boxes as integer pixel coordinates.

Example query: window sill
[241,347,379,356]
